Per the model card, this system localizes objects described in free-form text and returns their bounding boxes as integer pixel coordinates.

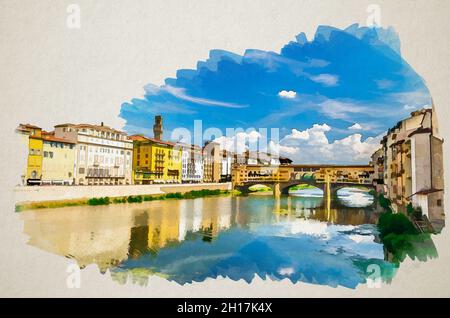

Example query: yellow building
[16,124,44,185]
[41,132,76,185]
[131,135,182,184]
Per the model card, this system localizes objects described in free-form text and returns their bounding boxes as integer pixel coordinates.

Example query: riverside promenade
[14,183,232,205]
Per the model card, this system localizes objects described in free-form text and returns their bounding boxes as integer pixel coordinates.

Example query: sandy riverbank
[14,182,232,205]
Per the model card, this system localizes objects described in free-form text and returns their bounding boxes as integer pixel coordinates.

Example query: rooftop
[41,131,76,144]
[129,134,176,147]
[54,123,127,135]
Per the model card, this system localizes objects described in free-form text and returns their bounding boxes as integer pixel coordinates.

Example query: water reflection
[337,188,374,208]
[20,193,397,288]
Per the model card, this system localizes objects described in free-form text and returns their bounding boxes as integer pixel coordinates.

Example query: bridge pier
[273,182,281,197]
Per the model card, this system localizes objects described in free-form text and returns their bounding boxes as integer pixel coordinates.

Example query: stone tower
[153,115,163,140]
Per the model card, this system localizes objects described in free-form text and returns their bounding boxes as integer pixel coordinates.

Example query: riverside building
[53,123,133,185]
[41,131,76,185]
[131,135,182,184]
[377,106,445,231]
[16,124,44,185]
[180,143,204,183]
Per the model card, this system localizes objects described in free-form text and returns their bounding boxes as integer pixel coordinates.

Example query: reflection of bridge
[232,164,374,198]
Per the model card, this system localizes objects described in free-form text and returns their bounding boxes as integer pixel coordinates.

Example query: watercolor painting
[13,21,445,291]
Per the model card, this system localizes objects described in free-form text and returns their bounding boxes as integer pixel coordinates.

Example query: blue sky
[120,24,431,164]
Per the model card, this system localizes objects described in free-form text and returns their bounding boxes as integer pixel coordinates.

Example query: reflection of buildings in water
[178,200,189,242]
[20,195,385,287]
[128,198,233,257]
[192,199,203,232]
[217,197,232,231]
[199,197,231,241]
[270,195,376,226]
[21,205,133,273]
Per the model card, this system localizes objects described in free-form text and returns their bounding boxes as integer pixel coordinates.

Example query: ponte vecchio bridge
[232,164,374,198]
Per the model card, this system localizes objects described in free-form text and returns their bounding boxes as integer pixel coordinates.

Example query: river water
[19,188,398,288]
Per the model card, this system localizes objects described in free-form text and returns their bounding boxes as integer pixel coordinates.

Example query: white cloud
[278,267,295,276]
[278,90,297,99]
[268,140,299,155]
[214,130,262,153]
[144,84,247,109]
[403,104,416,111]
[245,50,329,75]
[348,123,362,130]
[375,79,395,90]
[276,124,382,164]
[318,99,368,120]
[310,74,339,87]
[391,90,431,110]
[287,128,309,140]
[210,122,382,164]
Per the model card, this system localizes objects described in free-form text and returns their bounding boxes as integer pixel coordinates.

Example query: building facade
[203,141,221,183]
[131,135,182,184]
[180,143,203,183]
[41,132,76,185]
[370,148,385,193]
[16,124,43,185]
[220,150,233,182]
[53,123,133,185]
[378,106,444,231]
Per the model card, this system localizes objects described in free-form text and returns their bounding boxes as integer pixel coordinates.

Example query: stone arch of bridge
[279,181,325,195]
[329,183,374,195]
[235,182,275,194]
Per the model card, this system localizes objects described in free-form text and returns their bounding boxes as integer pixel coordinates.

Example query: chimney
[153,115,163,140]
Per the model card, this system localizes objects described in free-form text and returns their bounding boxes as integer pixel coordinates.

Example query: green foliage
[113,197,127,204]
[143,195,157,201]
[378,211,418,239]
[377,199,437,265]
[182,189,223,199]
[165,192,183,199]
[382,233,438,264]
[87,197,110,206]
[289,184,317,191]
[127,195,143,203]
[378,193,392,212]
[49,189,228,210]
[406,203,423,220]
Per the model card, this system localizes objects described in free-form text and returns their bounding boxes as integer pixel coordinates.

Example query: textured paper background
[0,0,449,297]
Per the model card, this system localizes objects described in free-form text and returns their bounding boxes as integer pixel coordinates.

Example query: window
[68,172,72,178]
[437,199,442,207]
[79,167,85,174]
[49,152,53,158]
[44,151,48,158]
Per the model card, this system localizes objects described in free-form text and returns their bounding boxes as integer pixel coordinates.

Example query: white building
[180,143,203,183]
[54,123,133,185]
